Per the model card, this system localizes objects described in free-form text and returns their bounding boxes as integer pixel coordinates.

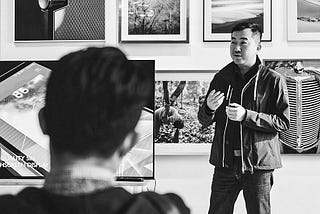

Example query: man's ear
[118,131,138,158]
[257,43,262,51]
[38,108,48,134]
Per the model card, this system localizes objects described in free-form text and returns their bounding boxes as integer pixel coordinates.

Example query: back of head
[231,22,262,42]
[44,47,152,158]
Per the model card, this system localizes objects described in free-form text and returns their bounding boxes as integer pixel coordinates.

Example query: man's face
[230,28,261,69]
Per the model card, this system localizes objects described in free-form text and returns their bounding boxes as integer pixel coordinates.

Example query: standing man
[198,22,290,214]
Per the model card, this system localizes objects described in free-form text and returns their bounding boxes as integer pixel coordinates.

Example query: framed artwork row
[13,0,320,43]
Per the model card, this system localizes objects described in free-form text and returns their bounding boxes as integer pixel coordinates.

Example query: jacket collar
[220,56,262,82]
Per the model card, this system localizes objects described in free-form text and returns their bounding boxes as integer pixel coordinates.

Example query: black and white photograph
[2,0,320,213]
[297,0,320,33]
[119,0,189,42]
[203,0,271,41]
[264,59,320,154]
[288,0,320,40]
[154,71,215,155]
[155,80,214,144]
[15,0,105,41]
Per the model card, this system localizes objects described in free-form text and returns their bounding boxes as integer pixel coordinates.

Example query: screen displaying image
[0,61,154,180]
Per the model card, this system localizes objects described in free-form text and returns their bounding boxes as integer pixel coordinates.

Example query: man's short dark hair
[44,47,152,158]
[231,22,262,41]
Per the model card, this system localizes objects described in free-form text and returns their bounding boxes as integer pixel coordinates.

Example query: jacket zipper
[240,72,260,173]
[222,115,229,167]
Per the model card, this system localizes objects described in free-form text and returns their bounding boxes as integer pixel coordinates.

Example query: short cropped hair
[44,47,152,158]
[231,22,262,41]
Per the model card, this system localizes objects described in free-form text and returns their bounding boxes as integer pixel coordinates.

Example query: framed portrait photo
[288,0,320,41]
[119,0,189,43]
[203,0,272,42]
[155,70,217,155]
[264,59,320,155]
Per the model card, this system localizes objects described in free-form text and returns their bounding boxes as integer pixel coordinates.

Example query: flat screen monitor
[0,60,154,183]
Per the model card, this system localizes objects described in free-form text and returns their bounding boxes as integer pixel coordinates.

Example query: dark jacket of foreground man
[198,58,290,173]
[0,187,190,214]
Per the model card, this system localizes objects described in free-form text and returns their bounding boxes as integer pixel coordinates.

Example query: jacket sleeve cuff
[241,109,247,123]
[205,104,215,115]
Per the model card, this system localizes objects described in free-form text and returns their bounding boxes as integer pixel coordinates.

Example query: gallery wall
[1,0,320,214]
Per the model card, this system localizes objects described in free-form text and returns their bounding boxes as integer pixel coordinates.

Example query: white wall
[1,0,320,213]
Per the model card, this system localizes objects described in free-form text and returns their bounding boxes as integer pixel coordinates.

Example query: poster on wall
[119,0,189,43]
[203,0,272,42]
[15,0,105,42]
[288,0,320,41]
[155,71,216,154]
[264,59,320,154]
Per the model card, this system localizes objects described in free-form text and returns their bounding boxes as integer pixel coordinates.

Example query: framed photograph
[155,70,217,155]
[119,0,189,43]
[203,0,272,42]
[15,0,105,42]
[264,59,320,154]
[288,0,320,41]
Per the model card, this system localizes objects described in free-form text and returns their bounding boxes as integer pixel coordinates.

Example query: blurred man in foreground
[0,47,190,214]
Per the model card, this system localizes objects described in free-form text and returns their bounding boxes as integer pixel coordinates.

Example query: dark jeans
[208,159,274,214]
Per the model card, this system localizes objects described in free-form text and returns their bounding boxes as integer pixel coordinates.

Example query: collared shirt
[43,164,115,195]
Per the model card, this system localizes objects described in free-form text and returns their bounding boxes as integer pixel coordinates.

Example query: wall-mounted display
[15,0,105,42]
[288,0,320,41]
[0,60,154,182]
[119,0,189,43]
[264,59,320,154]
[155,71,216,155]
[203,0,272,42]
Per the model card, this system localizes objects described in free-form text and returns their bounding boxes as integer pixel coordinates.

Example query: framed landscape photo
[119,0,189,43]
[15,0,105,42]
[155,70,217,155]
[288,0,320,41]
[203,0,272,42]
[264,59,320,154]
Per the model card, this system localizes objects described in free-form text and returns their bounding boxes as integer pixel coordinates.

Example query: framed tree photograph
[203,0,272,42]
[119,0,189,43]
[288,0,320,41]
[155,70,217,155]
[264,59,320,154]
[15,0,105,42]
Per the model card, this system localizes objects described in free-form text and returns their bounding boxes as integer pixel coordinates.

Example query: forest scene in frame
[128,0,181,35]
[155,80,214,144]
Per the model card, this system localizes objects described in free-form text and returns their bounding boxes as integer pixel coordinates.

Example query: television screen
[0,60,154,181]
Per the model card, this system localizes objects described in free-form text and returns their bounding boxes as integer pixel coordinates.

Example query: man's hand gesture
[206,89,225,111]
